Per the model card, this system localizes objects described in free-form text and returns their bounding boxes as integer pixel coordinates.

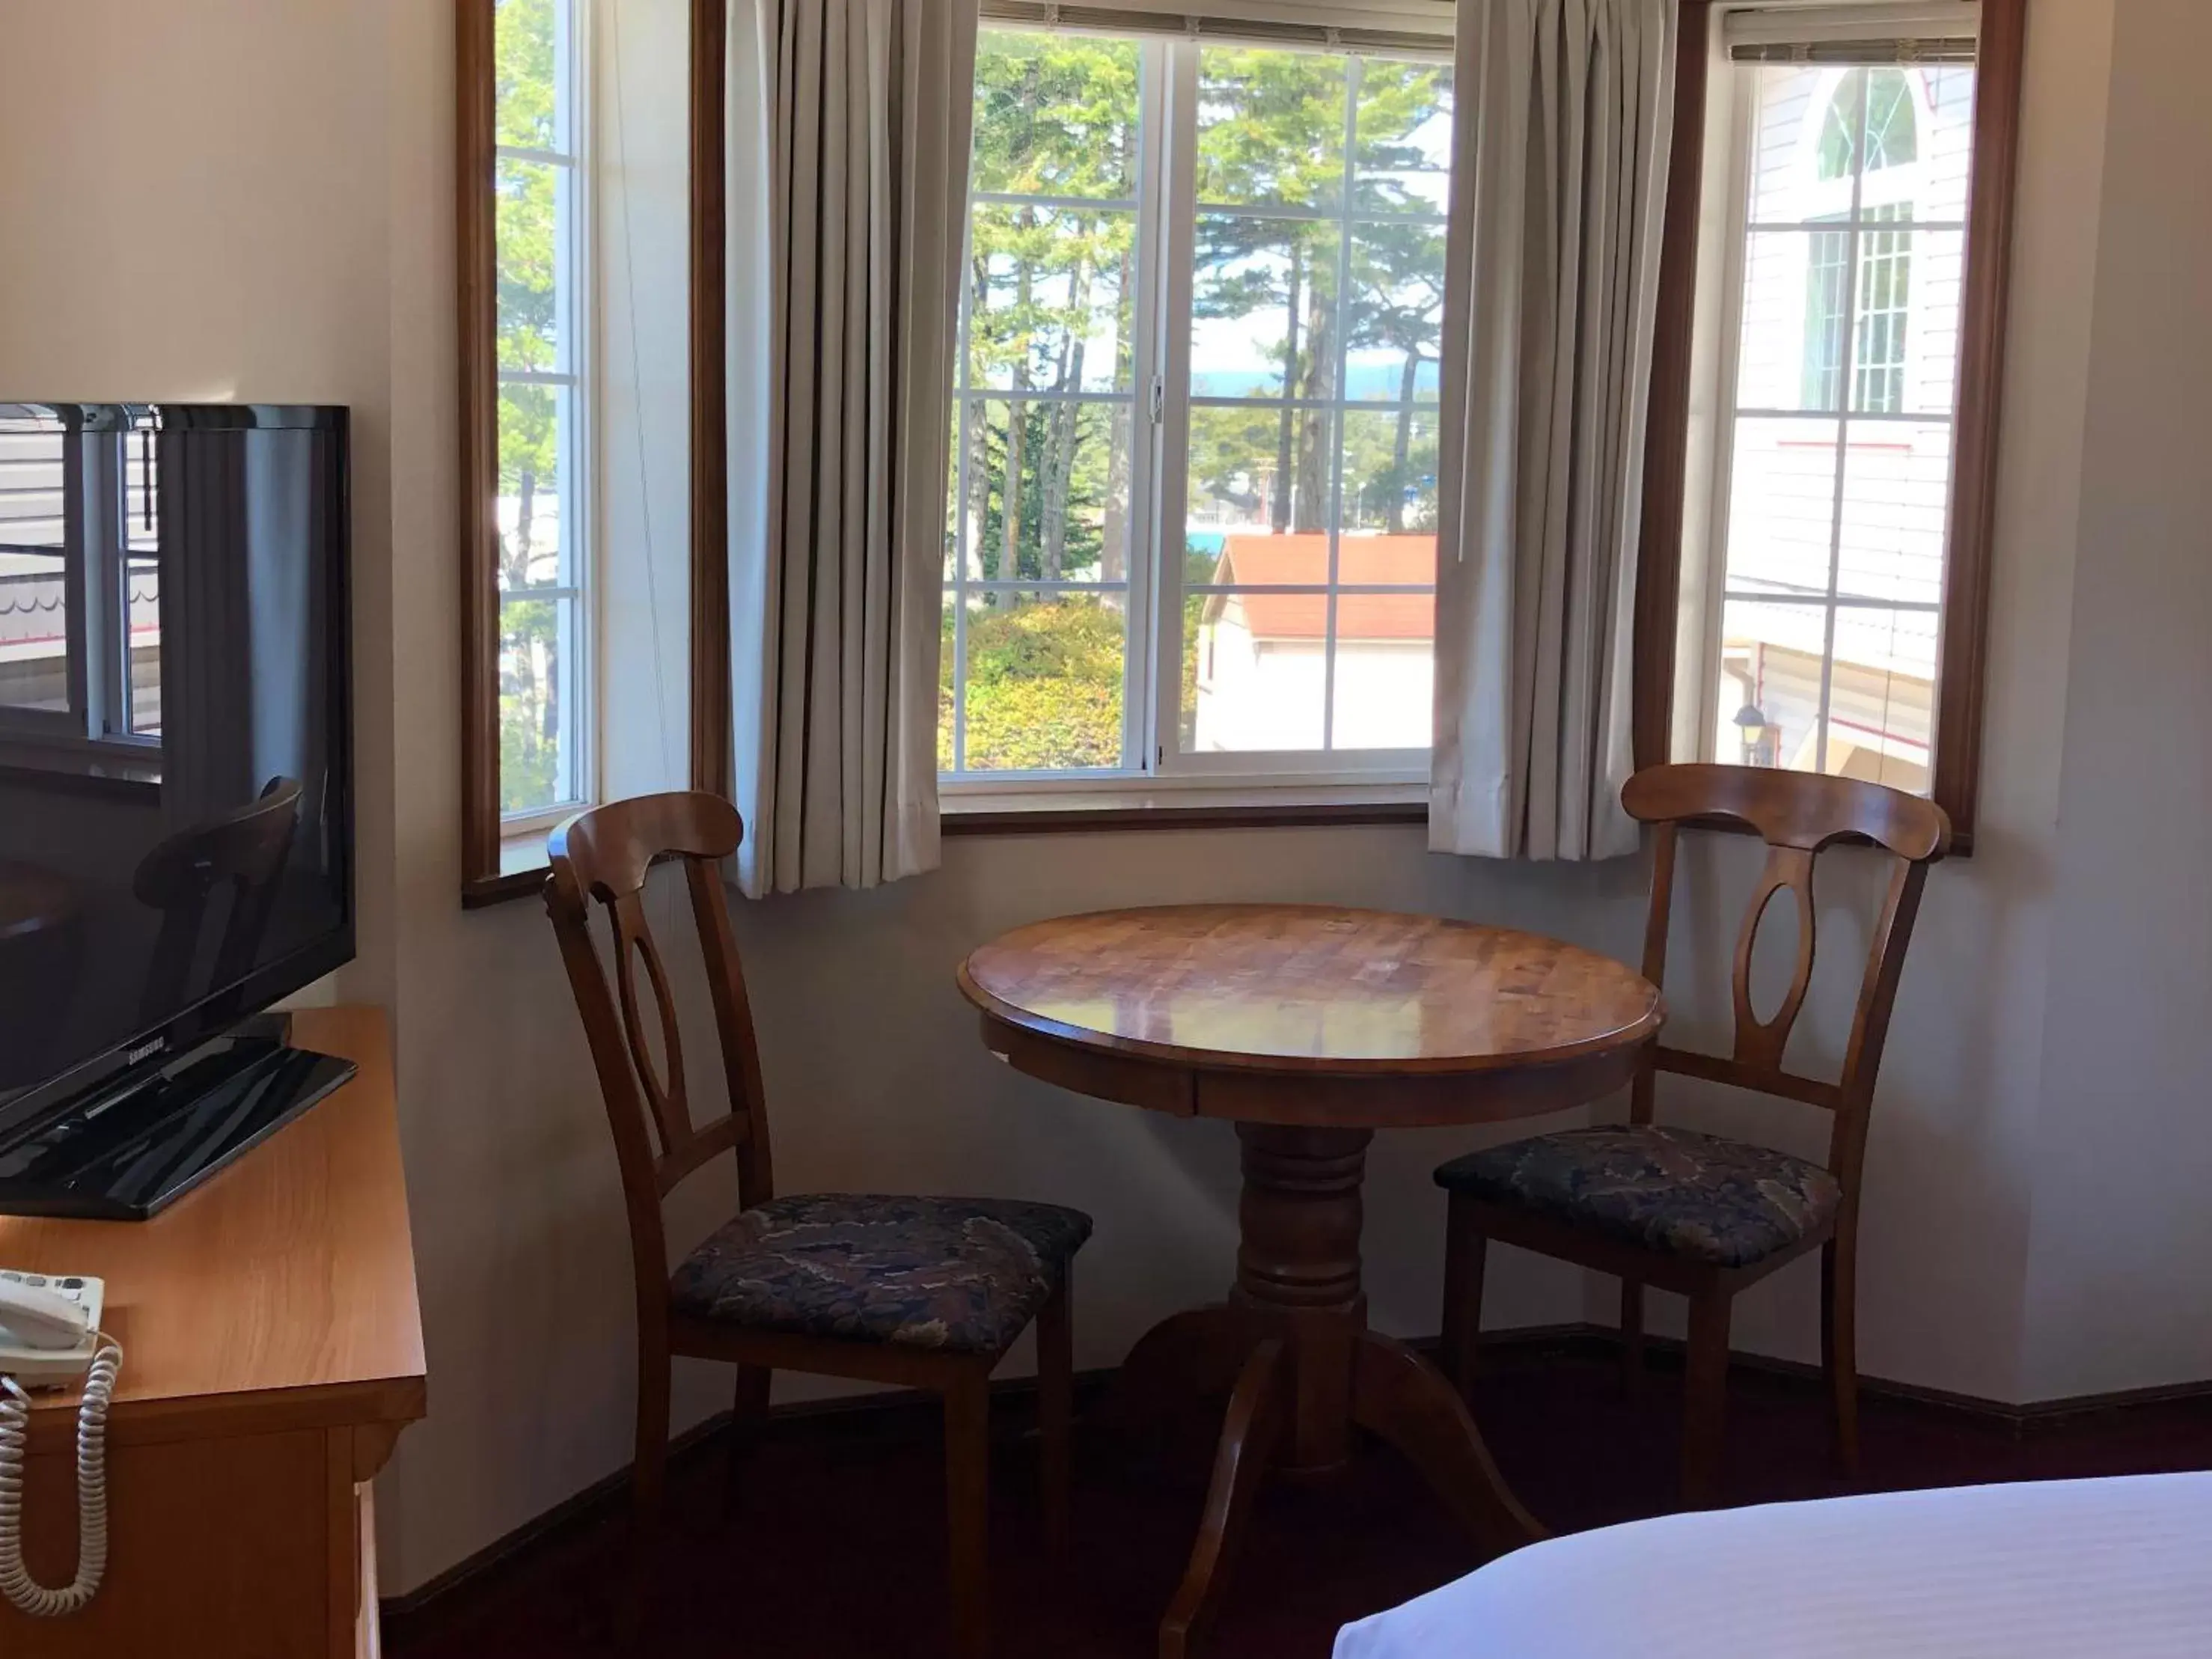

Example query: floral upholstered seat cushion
[668,1194,1093,1354]
[1432,1125,1842,1269]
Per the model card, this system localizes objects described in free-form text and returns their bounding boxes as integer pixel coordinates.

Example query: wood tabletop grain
[0,860,79,944]
[959,905,1662,1077]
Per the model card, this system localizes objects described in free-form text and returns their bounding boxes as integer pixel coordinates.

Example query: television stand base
[0,1017,358,1220]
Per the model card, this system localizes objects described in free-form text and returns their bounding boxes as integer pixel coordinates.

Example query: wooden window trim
[459,0,603,908]
[1633,0,2028,857]
[690,0,732,800]
[458,0,505,903]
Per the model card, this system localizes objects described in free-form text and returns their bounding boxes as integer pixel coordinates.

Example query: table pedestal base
[1119,1125,1544,1658]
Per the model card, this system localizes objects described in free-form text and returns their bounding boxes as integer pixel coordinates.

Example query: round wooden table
[958,903,1663,1658]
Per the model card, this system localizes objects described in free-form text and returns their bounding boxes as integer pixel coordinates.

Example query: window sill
[941,781,1429,836]
[459,832,554,910]
[0,736,162,801]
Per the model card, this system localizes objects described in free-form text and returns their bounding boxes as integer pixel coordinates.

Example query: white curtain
[1429,0,1675,861]
[726,0,977,895]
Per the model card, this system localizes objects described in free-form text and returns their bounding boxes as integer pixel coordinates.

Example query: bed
[1334,1473,2212,1658]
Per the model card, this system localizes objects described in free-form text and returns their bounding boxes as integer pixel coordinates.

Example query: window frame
[935,28,1449,811]
[1633,0,2026,853]
[459,0,600,905]
[0,416,165,766]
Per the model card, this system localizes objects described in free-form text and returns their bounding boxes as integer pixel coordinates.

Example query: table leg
[1351,1330,1546,1556]
[1112,1304,1268,1447]
[1158,1337,1288,1659]
[1152,1124,1545,1655]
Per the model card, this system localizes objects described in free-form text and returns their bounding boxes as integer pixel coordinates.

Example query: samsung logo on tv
[126,1037,167,1066]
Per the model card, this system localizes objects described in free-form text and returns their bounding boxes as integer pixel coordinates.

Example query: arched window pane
[1818,68,1919,181]
[1865,69,1919,170]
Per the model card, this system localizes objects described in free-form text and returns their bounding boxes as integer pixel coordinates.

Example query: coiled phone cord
[0,1339,122,1618]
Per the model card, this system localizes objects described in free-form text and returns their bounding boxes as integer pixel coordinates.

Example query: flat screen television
[0,403,354,1217]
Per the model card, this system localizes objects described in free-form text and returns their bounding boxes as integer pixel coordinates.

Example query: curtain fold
[726,0,977,895]
[1429,0,1675,861]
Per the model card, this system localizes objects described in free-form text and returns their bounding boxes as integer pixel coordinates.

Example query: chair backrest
[133,776,301,1024]
[545,792,772,1297]
[1622,763,1951,1195]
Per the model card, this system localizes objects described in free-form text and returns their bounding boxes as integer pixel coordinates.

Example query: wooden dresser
[0,1006,425,1658]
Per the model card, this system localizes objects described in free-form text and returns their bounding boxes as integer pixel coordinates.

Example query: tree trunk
[1273,244,1304,533]
[1002,207,1034,582]
[1101,248,1134,581]
[1293,277,1333,534]
[962,255,990,579]
[1041,340,1078,581]
[509,468,537,589]
[1041,245,1093,581]
[1388,352,1420,534]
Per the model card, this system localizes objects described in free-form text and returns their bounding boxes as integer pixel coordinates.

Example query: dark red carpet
[386,1339,2212,1658]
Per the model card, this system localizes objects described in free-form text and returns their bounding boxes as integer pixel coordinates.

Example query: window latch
[1149,374,1165,425]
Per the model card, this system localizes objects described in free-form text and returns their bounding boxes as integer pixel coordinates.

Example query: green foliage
[1195,50,1346,210]
[493,0,565,810]
[965,400,1119,582]
[940,597,1125,771]
[499,596,560,813]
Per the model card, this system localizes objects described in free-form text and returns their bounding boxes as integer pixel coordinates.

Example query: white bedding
[1334,1473,2212,1659]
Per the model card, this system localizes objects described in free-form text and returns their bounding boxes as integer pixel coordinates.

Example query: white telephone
[0,1271,121,1618]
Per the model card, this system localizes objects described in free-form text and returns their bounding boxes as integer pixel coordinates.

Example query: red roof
[1206,534,1436,643]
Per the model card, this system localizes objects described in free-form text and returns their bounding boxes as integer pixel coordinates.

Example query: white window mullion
[70,434,109,741]
[494,144,576,168]
[1320,55,1362,753]
[950,195,975,774]
[1151,39,1203,774]
[1123,38,1173,777]
[1812,67,1875,777]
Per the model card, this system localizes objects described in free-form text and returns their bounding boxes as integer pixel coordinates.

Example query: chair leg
[1036,1276,1075,1559]
[723,1363,773,1517]
[944,1369,992,1659]
[1438,1197,1488,1401]
[1619,1278,1646,1399]
[1823,1238,1860,1478]
[633,1339,672,1524]
[1681,1292,1732,1509]
[625,1338,673,1652]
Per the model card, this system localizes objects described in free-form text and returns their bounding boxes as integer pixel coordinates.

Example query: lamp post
[1733,702,1774,768]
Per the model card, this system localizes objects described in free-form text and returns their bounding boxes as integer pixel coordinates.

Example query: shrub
[940,598,1124,771]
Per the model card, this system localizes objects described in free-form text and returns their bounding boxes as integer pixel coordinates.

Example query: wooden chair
[1433,763,1950,1506]
[544,792,1089,1658]
[133,775,301,1024]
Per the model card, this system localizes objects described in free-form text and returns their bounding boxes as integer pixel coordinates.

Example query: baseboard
[374,1361,1122,1639]
[1473,1322,2212,1431]
[375,1408,727,1638]
[376,1320,2212,1639]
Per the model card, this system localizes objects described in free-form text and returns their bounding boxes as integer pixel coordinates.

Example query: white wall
[9,0,2212,1604]
[2017,0,2212,1400]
